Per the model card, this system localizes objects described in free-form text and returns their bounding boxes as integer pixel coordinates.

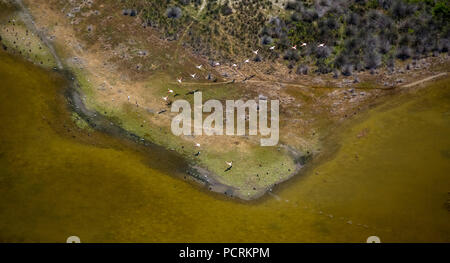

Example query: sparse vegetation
[271,0,450,74]
[128,0,448,75]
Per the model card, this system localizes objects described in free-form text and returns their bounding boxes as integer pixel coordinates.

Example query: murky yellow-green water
[0,51,449,242]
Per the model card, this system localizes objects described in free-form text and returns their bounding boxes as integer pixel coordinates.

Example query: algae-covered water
[0,51,449,242]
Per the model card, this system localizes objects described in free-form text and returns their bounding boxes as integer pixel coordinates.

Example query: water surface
[0,51,448,242]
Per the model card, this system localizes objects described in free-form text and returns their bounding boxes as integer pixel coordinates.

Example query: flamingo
[225,161,233,172]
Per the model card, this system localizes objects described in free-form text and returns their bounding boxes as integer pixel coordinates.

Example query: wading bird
[318,43,325,47]
[196,65,202,69]
[162,96,168,101]
[190,73,196,78]
[244,59,250,63]
[195,143,201,147]
[301,42,307,47]
[168,89,173,93]
[292,45,297,50]
[225,161,233,172]
[177,77,182,84]
[232,63,237,67]
[253,49,259,55]
[269,46,275,50]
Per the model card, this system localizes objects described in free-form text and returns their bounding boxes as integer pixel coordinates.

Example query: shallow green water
[0,51,449,242]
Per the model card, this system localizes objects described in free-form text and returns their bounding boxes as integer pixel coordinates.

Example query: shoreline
[65,70,306,201]
[6,0,447,201]
[7,0,305,200]
[65,71,256,200]
[6,0,249,200]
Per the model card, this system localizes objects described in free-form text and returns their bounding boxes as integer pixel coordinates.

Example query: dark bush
[345,26,357,37]
[396,46,412,60]
[345,38,360,52]
[391,0,416,20]
[438,38,449,53]
[365,36,378,50]
[432,1,450,21]
[269,17,282,27]
[179,0,191,6]
[367,10,383,28]
[398,35,410,46]
[334,54,348,69]
[283,49,300,61]
[296,65,308,75]
[341,64,353,76]
[378,0,393,10]
[291,12,301,22]
[261,35,273,45]
[301,9,318,22]
[286,1,303,11]
[347,12,360,26]
[166,7,182,19]
[378,39,391,54]
[315,46,331,59]
[355,62,365,71]
[260,26,270,36]
[317,0,331,7]
[221,5,233,16]
[354,0,367,4]
[316,62,331,74]
[364,50,381,69]
[269,27,283,39]
[333,69,339,79]
[326,17,339,30]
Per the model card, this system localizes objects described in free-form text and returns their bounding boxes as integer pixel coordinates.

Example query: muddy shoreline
[8,0,308,201]
[65,70,305,200]
[6,0,249,200]
[65,73,248,198]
